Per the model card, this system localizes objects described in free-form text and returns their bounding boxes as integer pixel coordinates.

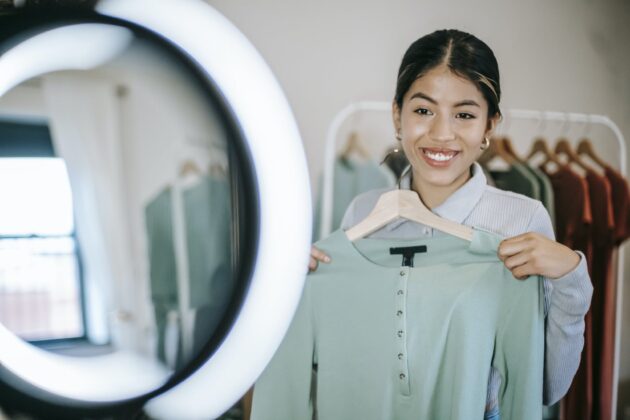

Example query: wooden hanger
[477,136,516,167]
[179,160,202,177]
[576,138,608,170]
[526,137,561,166]
[500,136,524,163]
[345,188,474,242]
[209,162,227,177]
[340,131,370,160]
[554,138,595,173]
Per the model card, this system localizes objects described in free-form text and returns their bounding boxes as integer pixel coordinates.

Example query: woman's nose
[429,114,455,142]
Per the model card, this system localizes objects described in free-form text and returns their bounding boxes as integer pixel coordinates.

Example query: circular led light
[0,0,312,418]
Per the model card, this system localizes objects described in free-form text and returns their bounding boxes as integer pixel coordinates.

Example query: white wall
[205,0,630,414]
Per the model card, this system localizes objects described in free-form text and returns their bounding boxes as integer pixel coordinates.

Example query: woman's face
[394,65,497,194]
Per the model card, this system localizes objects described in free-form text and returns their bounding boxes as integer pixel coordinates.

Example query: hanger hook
[501,113,512,136]
[560,112,571,137]
[582,114,592,137]
[537,111,547,136]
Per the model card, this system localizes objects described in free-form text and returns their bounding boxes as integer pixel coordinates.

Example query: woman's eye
[415,108,433,116]
[456,112,475,119]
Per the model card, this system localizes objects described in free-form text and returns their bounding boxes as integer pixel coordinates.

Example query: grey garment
[489,161,541,200]
[144,188,179,366]
[480,165,497,187]
[526,165,556,231]
[340,162,593,407]
[183,176,233,309]
[313,157,394,240]
[145,188,179,303]
[192,263,232,356]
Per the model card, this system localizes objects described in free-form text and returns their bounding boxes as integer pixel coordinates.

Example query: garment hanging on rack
[143,171,233,369]
[144,187,181,367]
[182,175,234,357]
[313,156,394,240]
[252,229,545,420]
[583,169,616,420]
[538,164,593,420]
[605,166,630,246]
[183,175,232,309]
[488,162,541,200]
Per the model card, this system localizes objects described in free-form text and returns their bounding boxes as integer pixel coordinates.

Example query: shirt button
[399,373,406,380]
[397,290,404,295]
[398,353,404,360]
[397,310,403,317]
[397,330,403,337]
[399,270,405,276]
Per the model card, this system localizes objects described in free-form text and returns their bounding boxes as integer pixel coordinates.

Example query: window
[0,121,85,342]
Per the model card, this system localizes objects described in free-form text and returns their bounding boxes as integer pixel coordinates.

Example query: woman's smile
[420,147,461,167]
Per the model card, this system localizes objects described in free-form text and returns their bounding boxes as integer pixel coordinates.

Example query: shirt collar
[398,162,487,224]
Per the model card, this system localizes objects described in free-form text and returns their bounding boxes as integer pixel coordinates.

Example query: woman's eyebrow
[454,100,480,107]
[409,93,480,108]
[408,92,436,104]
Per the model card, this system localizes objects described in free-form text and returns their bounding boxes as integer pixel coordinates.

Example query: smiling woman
[289,29,594,420]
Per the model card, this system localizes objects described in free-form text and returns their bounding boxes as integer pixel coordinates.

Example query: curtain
[42,73,135,348]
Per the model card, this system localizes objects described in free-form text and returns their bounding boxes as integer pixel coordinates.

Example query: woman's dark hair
[395,29,501,118]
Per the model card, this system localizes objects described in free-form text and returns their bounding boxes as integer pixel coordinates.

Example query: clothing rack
[321,101,628,417]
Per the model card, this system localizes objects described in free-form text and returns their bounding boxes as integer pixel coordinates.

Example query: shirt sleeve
[251,280,316,420]
[526,202,594,405]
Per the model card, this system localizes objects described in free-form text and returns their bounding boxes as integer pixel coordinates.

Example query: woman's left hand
[498,232,581,280]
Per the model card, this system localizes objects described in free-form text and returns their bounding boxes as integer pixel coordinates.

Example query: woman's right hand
[309,245,331,272]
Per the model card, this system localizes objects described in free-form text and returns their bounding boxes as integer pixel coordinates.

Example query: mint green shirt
[252,228,544,420]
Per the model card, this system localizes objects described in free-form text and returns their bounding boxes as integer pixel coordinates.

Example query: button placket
[396,267,411,395]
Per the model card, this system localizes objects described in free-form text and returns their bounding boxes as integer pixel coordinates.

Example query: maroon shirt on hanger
[541,165,593,420]
[605,166,630,245]
[584,170,615,420]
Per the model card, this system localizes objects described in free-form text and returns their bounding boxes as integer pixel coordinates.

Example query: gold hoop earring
[481,137,490,150]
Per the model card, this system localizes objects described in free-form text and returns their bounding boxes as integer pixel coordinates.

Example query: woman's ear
[392,101,402,138]
[485,113,501,139]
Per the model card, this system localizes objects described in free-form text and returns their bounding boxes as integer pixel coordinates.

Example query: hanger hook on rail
[536,111,547,136]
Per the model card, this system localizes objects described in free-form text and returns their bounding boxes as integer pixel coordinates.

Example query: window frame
[0,118,88,345]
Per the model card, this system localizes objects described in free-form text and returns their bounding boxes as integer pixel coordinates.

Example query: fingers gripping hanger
[344,165,474,242]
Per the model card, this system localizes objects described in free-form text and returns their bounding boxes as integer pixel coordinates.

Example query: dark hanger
[500,136,524,163]
[526,137,561,167]
[478,136,516,166]
[340,131,370,160]
[179,160,202,177]
[576,138,608,170]
[554,138,595,173]
[209,162,227,177]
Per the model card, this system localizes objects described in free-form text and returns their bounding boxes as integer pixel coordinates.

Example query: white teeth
[424,150,457,162]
